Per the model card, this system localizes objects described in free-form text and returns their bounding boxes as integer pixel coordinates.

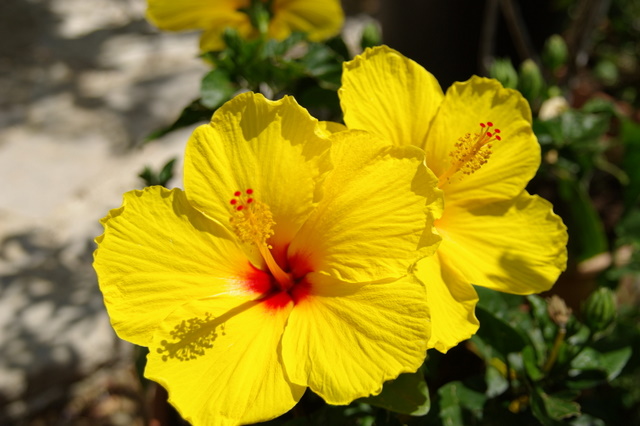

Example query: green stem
[542,327,566,372]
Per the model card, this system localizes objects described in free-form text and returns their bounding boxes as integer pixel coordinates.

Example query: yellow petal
[145,295,305,426]
[437,192,568,294]
[146,0,248,31]
[270,0,344,41]
[413,253,479,353]
[339,45,444,148]
[93,187,258,347]
[288,130,442,283]
[318,120,347,136]
[184,92,333,259]
[426,76,540,203]
[281,272,430,404]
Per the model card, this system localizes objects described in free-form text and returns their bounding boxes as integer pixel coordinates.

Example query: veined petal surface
[146,0,248,31]
[281,273,430,404]
[93,187,255,347]
[414,253,479,353]
[288,130,442,283]
[146,295,304,426]
[340,45,444,149]
[270,0,344,42]
[425,76,540,204]
[184,92,332,256]
[437,192,568,294]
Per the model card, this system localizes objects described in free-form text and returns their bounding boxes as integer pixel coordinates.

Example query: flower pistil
[230,189,293,291]
[438,122,502,188]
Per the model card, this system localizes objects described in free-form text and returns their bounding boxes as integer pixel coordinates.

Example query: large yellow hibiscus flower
[339,45,569,353]
[146,0,344,52]
[94,92,442,425]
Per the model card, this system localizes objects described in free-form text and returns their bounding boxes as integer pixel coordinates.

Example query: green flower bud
[582,287,616,332]
[361,22,382,50]
[489,58,518,89]
[518,59,544,103]
[594,59,619,86]
[542,35,568,72]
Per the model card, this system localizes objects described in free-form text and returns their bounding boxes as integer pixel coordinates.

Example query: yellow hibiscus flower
[339,45,569,353]
[146,0,345,52]
[94,92,442,425]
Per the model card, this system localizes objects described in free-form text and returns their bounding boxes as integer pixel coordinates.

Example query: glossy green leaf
[438,381,486,426]
[543,393,581,420]
[200,69,236,109]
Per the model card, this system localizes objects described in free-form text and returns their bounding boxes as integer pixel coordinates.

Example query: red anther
[237,205,244,211]
[480,122,486,127]
[487,132,492,137]
[230,199,237,205]
[246,189,254,194]
[234,191,241,196]
[487,121,493,127]
[247,198,254,204]
[495,129,501,133]
[495,135,502,141]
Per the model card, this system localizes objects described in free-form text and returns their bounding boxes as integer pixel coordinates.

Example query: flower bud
[542,35,568,72]
[361,22,382,50]
[582,287,616,332]
[518,59,544,103]
[489,58,518,89]
[547,295,572,329]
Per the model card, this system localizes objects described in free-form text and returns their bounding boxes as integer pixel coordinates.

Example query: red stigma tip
[247,198,253,203]
[234,191,241,196]
[246,189,253,194]
[487,121,493,127]
[230,199,237,205]
[486,132,492,137]
[495,135,502,141]
[495,129,501,133]
[480,123,486,127]
[237,205,244,211]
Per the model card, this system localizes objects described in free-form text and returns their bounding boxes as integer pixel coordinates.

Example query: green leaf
[621,119,640,211]
[599,346,633,380]
[571,346,631,381]
[530,386,577,425]
[557,177,608,261]
[543,393,581,420]
[438,381,486,426]
[200,69,236,109]
[522,345,544,381]
[485,364,509,397]
[158,158,177,187]
[474,306,527,360]
[475,286,523,317]
[358,369,430,416]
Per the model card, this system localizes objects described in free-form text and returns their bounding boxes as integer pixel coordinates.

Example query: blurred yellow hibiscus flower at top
[146,0,345,52]
[339,45,569,353]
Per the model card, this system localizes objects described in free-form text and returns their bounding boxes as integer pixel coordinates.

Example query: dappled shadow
[0,230,128,424]
[0,0,204,149]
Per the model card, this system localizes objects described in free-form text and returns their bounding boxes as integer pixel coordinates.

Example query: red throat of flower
[438,122,502,188]
[230,189,311,310]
